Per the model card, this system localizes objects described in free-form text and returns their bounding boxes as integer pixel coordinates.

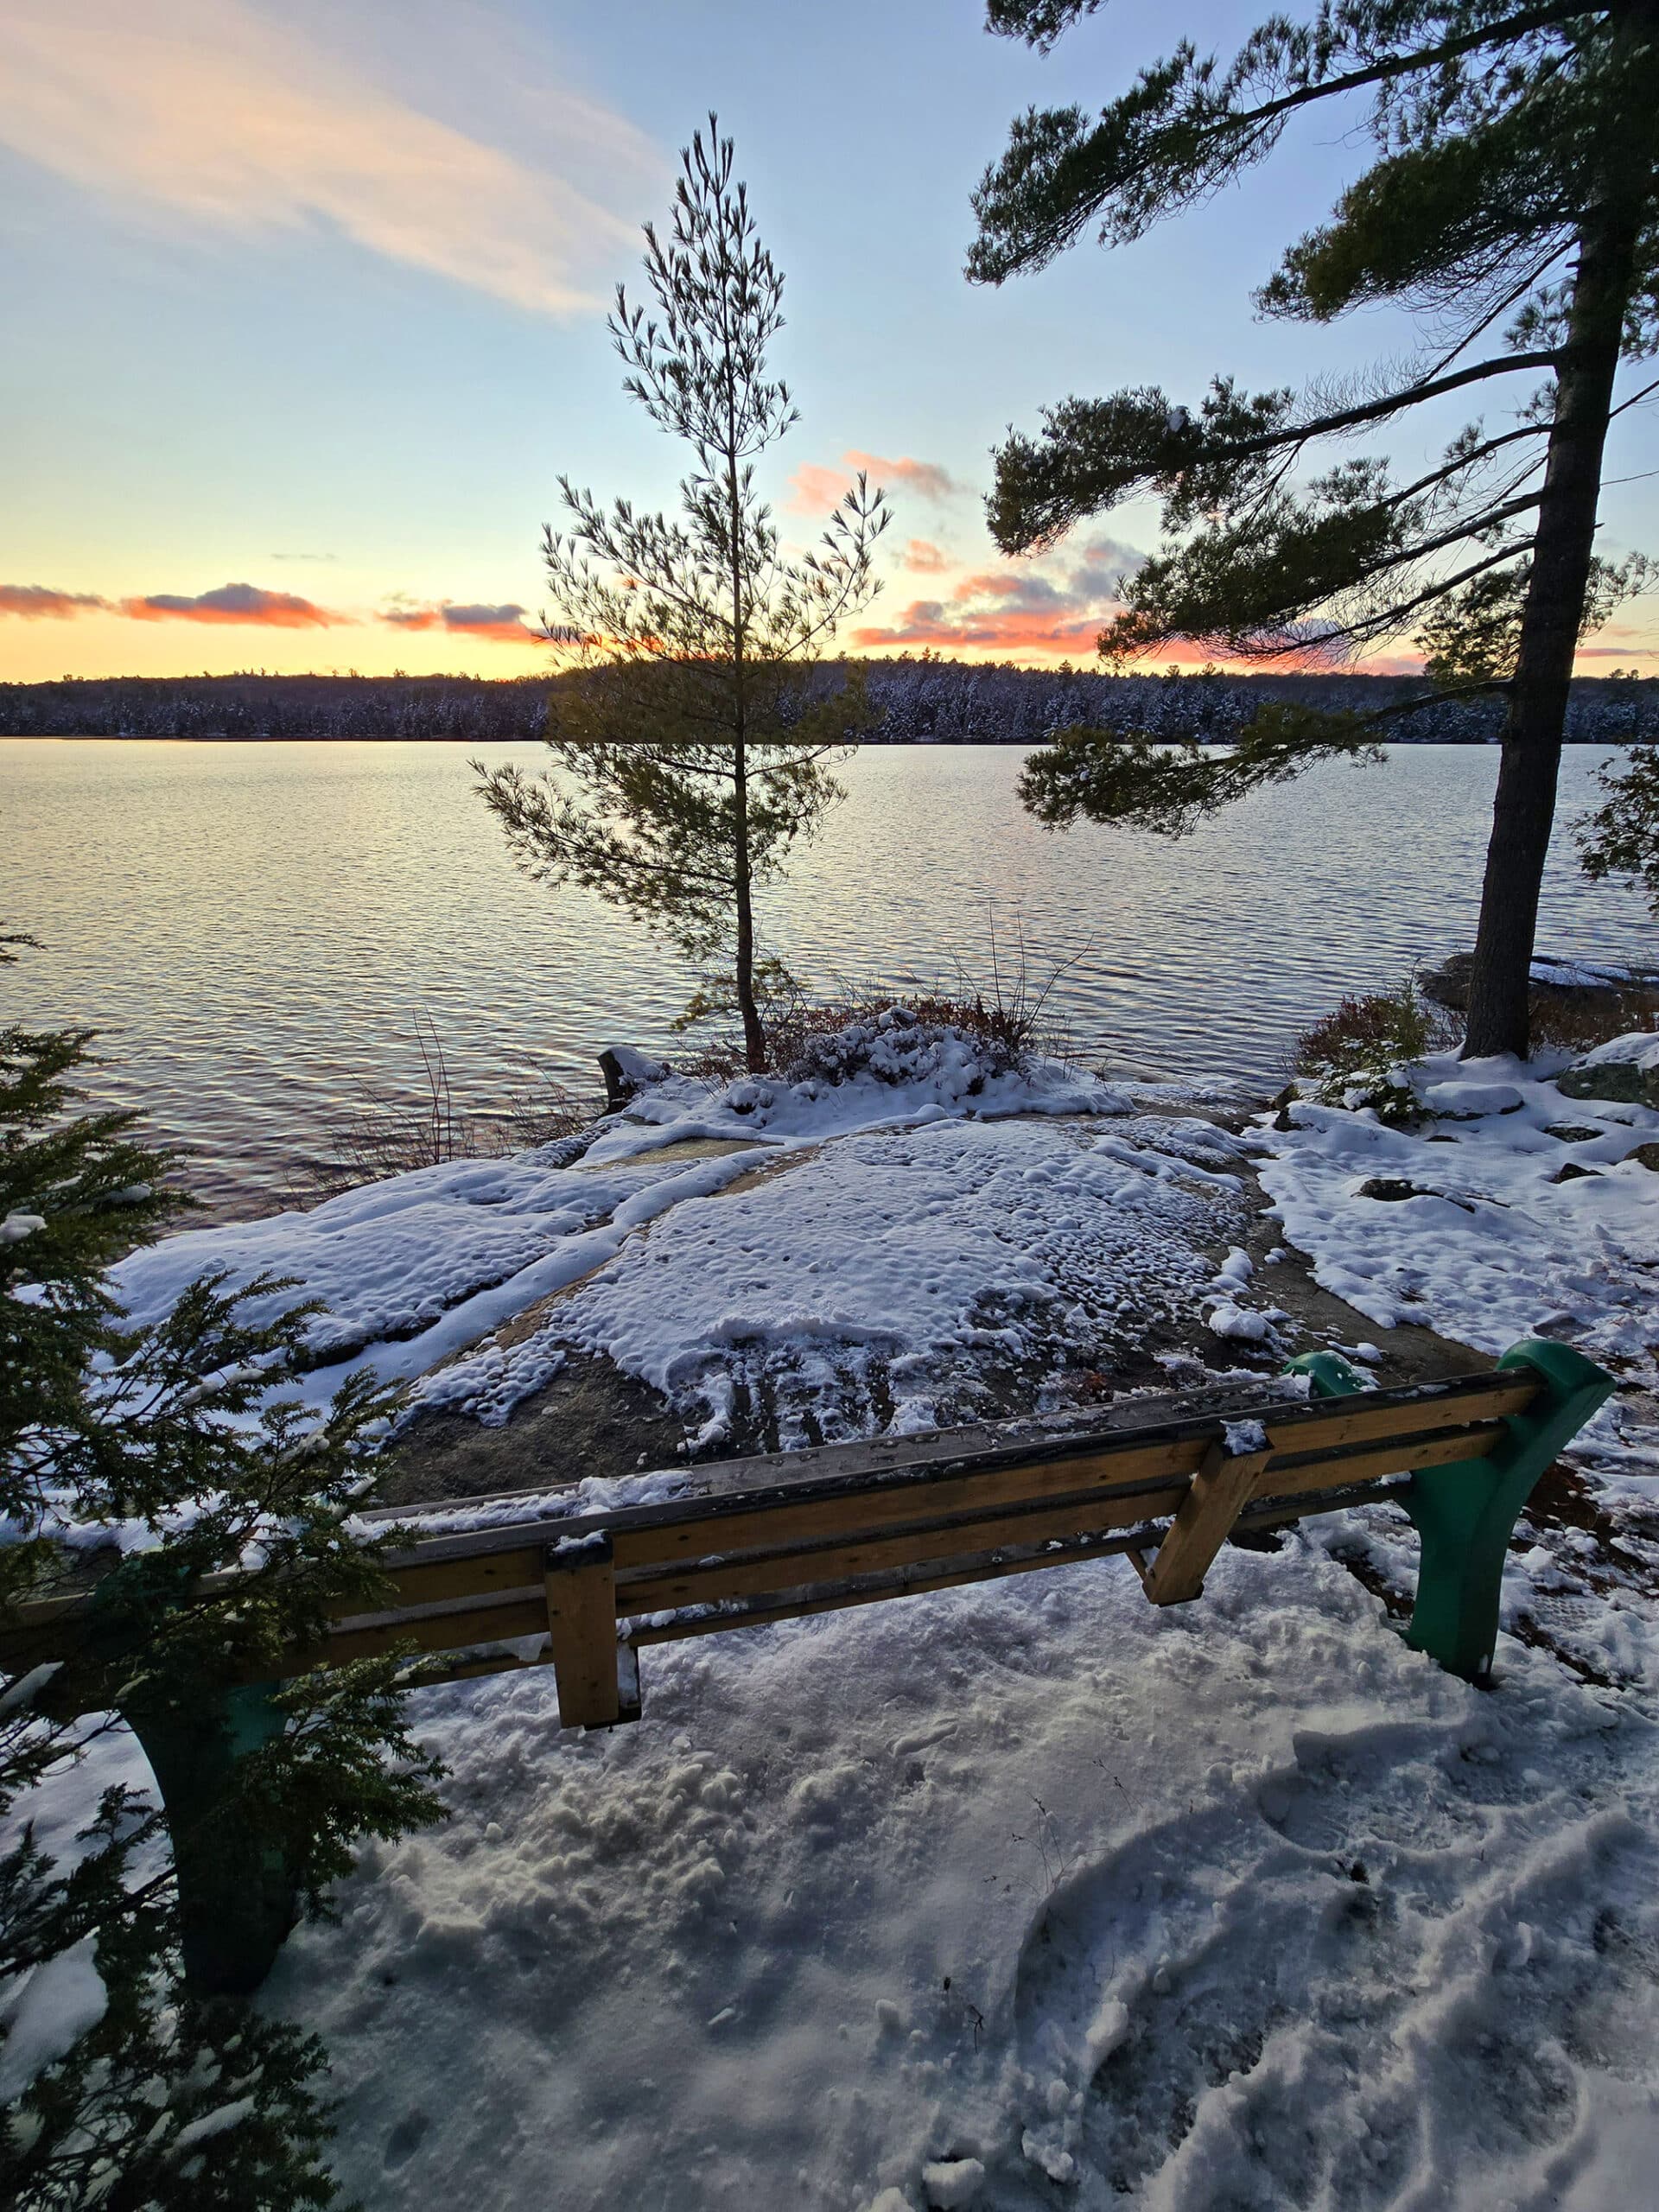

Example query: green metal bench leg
[124,1681,298,1999]
[1284,1340,1617,1684]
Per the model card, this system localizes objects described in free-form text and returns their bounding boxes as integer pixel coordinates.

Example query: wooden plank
[1258,1378,1535,1454]
[630,1478,1414,1649]
[1143,1440,1271,1606]
[374,1541,547,1611]
[378,1439,1211,1605]
[1236,1476,1409,1536]
[335,1475,1416,1682]
[369,1385,1531,1612]
[615,1480,1192,1613]
[322,1592,549,1666]
[543,1534,622,1729]
[626,1416,1510,1587]
[1252,1422,1505,1502]
[613,1446,1207,1574]
[631,1523,1170,1643]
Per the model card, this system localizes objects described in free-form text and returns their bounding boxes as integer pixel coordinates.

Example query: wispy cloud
[899,538,951,575]
[381,600,540,645]
[0,583,111,618]
[854,537,1145,662]
[1,576,551,641]
[1576,625,1659,661]
[0,0,658,315]
[120,582,346,627]
[784,463,859,518]
[844,451,959,502]
[786,451,961,518]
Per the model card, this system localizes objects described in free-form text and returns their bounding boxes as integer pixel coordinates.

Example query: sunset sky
[3,0,1656,682]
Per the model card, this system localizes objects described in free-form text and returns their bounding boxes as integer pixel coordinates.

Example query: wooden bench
[0,1337,1618,1992]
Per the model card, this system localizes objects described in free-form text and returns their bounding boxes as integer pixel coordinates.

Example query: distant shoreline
[3,662,1656,747]
[2,731,1640,747]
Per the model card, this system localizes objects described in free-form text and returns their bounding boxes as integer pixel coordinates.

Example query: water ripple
[5,739,1652,1215]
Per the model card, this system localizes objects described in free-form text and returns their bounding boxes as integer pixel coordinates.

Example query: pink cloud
[900,538,950,575]
[0,583,111,618]
[843,450,957,501]
[120,582,346,627]
[853,539,1145,664]
[785,451,962,518]
[381,601,540,645]
[783,463,854,518]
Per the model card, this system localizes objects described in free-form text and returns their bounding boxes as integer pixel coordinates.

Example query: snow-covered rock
[107,1018,1204,1433]
[599,1044,672,1109]
[1555,1032,1659,1109]
[420,1113,1252,1446]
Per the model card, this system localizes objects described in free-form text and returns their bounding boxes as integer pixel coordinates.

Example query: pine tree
[474,119,891,1073]
[2,944,445,2207]
[969,0,1659,1055]
[1579,735,1659,911]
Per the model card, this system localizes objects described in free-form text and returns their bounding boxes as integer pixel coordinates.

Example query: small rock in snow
[1208,1301,1271,1343]
[922,2156,987,2207]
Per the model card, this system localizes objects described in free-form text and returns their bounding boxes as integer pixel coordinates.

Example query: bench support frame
[1287,1339,1616,1682]
[123,1680,296,1998]
[545,1533,638,1729]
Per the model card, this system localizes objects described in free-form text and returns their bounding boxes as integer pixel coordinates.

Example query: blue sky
[2,0,1654,680]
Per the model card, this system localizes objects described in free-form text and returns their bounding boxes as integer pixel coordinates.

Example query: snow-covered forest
[4,661,1657,745]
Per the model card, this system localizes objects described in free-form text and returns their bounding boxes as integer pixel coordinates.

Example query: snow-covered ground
[25,1017,1659,2205]
[1250,1046,1659,1482]
[273,1523,1659,2212]
[111,1015,1255,1453]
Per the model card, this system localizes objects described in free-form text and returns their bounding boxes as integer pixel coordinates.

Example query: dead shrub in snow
[781,1002,1020,1090]
[677,918,1088,1079]
[1526,978,1659,1052]
[1294,982,1457,1122]
[289,1011,595,1205]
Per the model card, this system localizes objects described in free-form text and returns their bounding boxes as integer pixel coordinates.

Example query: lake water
[5,739,1654,1214]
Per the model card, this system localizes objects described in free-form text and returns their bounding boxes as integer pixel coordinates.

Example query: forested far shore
[3,660,1657,744]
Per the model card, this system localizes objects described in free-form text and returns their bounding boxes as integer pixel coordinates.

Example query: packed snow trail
[268,1524,1659,2212]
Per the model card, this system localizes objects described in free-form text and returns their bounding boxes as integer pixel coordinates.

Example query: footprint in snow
[1007,1718,1659,2206]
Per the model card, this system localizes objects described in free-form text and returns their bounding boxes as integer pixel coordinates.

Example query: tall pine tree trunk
[733,741,766,1072]
[1463,75,1650,1057]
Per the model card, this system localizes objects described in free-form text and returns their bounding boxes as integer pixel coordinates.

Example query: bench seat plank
[614,1479,1197,1613]
[371,1376,1536,1613]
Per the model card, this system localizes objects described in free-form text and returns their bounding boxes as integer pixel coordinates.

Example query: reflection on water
[5,739,1653,1214]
